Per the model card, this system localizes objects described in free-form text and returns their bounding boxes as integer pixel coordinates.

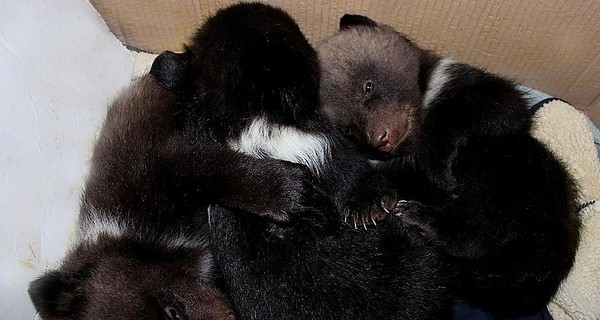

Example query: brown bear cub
[318,14,581,317]
[27,75,243,320]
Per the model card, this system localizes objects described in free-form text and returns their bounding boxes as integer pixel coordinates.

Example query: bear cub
[318,14,581,316]
[28,17,326,319]
[27,75,241,320]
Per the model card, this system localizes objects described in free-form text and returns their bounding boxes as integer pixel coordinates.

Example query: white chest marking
[76,208,125,245]
[229,117,331,175]
[423,58,455,108]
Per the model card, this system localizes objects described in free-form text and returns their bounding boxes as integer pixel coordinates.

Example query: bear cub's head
[318,14,439,158]
[151,3,322,144]
[29,237,235,320]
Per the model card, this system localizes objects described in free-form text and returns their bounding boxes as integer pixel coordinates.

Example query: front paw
[393,200,437,239]
[342,193,397,229]
[258,161,333,223]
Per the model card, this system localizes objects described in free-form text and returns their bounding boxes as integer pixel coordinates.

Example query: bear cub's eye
[363,80,375,98]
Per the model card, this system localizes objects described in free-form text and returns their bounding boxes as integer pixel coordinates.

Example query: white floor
[0,1,133,318]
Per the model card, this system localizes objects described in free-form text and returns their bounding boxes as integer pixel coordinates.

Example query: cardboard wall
[90,0,600,126]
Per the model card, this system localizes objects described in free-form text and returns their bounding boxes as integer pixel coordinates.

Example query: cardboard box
[90,0,600,126]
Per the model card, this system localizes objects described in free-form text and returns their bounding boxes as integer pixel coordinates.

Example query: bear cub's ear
[28,271,85,319]
[150,50,191,92]
[339,14,378,29]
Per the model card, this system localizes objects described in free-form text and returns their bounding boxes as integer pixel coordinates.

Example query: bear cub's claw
[343,194,396,229]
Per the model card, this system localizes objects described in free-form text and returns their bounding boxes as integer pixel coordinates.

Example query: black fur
[151,3,456,320]
[340,14,378,29]
[29,34,333,319]
[150,50,190,92]
[319,14,581,316]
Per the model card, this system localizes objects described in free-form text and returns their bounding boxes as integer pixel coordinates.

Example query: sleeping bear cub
[28,12,332,319]
[27,75,246,320]
[151,3,455,320]
[318,14,581,316]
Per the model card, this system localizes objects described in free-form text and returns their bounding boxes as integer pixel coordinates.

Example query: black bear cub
[28,9,329,318]
[151,3,456,320]
[318,14,581,316]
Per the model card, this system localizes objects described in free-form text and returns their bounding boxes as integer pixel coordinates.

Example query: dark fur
[318,15,581,316]
[29,39,334,320]
[151,3,455,320]
[28,76,242,320]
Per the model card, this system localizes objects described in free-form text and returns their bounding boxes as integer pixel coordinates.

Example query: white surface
[0,0,134,318]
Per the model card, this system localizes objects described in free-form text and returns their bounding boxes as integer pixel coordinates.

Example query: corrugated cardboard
[90,0,600,126]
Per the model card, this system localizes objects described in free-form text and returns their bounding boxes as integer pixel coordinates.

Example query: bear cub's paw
[343,191,397,229]
[394,200,440,240]
[257,161,323,223]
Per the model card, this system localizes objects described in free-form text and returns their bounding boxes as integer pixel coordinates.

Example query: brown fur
[319,26,430,154]
[28,76,237,320]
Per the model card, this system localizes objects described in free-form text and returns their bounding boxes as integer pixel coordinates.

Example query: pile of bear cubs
[29,3,581,320]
